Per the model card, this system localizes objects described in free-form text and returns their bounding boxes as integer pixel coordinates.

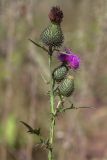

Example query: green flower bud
[52,64,68,82]
[40,23,64,47]
[58,75,74,97]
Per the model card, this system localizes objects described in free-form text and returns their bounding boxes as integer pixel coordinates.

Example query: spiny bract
[52,64,68,82]
[40,23,64,47]
[58,75,74,97]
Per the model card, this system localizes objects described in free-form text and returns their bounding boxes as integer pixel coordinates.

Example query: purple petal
[58,53,68,62]
[68,55,80,69]
[66,55,74,62]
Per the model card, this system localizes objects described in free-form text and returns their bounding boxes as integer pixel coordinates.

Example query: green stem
[48,51,55,160]
[29,39,56,159]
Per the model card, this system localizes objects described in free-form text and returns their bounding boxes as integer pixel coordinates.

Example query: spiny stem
[48,49,55,160]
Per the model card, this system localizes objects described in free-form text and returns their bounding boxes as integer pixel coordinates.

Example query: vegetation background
[0,0,107,160]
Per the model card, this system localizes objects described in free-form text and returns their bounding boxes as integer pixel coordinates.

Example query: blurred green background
[0,0,107,160]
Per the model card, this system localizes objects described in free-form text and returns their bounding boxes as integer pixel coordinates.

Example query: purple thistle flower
[58,48,80,70]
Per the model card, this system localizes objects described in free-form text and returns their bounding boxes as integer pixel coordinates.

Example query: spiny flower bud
[40,6,64,48]
[58,75,74,97]
[52,64,68,82]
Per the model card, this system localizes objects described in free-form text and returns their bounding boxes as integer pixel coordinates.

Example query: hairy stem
[48,50,55,160]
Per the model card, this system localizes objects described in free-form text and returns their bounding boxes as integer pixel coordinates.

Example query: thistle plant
[21,6,83,160]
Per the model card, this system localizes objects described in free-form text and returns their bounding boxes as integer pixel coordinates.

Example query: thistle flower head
[58,48,80,70]
[40,6,64,48]
[49,6,63,24]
